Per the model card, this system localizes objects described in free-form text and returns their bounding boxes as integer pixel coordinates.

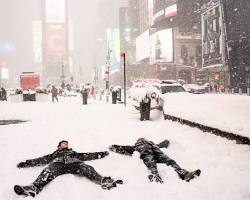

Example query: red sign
[0,60,7,67]
[20,74,40,90]
[46,24,65,56]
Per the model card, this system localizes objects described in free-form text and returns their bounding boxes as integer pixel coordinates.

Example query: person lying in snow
[109,138,201,183]
[14,140,123,197]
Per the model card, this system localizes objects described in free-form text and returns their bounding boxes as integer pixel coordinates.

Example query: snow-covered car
[160,83,186,94]
[62,89,78,97]
[183,84,206,94]
[128,82,163,111]
[35,87,48,94]
[159,82,187,118]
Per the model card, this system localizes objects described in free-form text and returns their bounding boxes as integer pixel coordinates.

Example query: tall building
[222,0,250,91]
[138,0,149,33]
[42,0,69,86]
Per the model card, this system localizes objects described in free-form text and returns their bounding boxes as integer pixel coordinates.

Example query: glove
[17,162,28,168]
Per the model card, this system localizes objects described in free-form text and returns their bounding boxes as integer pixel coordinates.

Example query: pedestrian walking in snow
[51,85,59,102]
[81,88,88,105]
[0,87,7,101]
[14,140,122,197]
[109,138,200,183]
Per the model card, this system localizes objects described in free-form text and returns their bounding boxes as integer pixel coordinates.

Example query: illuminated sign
[148,0,154,26]
[150,29,173,64]
[46,24,66,56]
[1,68,9,79]
[45,0,65,23]
[165,4,177,18]
[136,30,150,61]
[0,43,16,54]
[107,29,120,74]
[33,21,42,63]
[202,4,223,68]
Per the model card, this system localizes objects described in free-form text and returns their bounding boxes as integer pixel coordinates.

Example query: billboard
[33,21,42,63]
[0,68,9,80]
[107,29,120,74]
[45,0,65,23]
[152,0,177,25]
[45,24,66,56]
[136,30,150,61]
[148,0,154,26]
[150,28,173,64]
[165,4,177,18]
[202,4,223,68]
[0,43,16,54]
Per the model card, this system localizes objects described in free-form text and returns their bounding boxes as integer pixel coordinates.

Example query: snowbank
[163,93,250,137]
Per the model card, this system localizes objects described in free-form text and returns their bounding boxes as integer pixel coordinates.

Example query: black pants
[82,94,88,105]
[52,95,58,102]
[141,153,182,175]
[140,102,151,121]
[33,162,102,192]
[112,92,117,104]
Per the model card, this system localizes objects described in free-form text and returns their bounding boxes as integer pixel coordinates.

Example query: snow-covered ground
[0,96,250,200]
[163,93,250,138]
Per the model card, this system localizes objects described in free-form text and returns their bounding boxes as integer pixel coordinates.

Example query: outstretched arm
[109,145,135,156]
[157,139,170,149]
[76,151,109,161]
[17,154,54,168]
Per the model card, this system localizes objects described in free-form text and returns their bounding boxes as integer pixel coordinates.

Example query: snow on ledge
[162,93,250,138]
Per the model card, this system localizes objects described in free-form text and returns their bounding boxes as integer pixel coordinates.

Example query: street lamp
[105,48,112,92]
[121,52,126,107]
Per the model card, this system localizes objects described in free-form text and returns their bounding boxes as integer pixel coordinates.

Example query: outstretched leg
[70,163,122,189]
[156,153,200,181]
[142,155,163,183]
[70,162,103,184]
[14,162,66,197]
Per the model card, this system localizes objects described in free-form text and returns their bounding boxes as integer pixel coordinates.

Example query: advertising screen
[150,28,173,64]
[148,0,154,26]
[33,21,42,63]
[107,29,120,74]
[136,30,150,61]
[152,0,177,25]
[165,4,177,18]
[201,4,223,68]
[0,43,16,54]
[45,24,66,56]
[45,0,65,23]
[1,68,9,80]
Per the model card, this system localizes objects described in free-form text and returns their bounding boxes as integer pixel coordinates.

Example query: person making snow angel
[14,140,123,197]
[109,138,201,183]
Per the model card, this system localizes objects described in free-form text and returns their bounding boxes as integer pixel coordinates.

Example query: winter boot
[176,169,201,182]
[14,185,39,197]
[101,177,123,190]
[148,173,164,183]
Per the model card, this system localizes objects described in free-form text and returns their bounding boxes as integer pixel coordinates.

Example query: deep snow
[162,93,250,137]
[0,96,250,200]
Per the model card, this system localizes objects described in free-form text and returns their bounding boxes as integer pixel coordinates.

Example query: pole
[122,53,126,107]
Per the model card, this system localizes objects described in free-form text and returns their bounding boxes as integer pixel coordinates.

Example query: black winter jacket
[109,139,169,158]
[19,148,109,168]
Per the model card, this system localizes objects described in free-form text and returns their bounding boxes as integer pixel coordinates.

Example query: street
[0,96,250,200]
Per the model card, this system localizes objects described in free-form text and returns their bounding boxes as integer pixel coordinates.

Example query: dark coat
[109,139,169,158]
[18,148,109,168]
